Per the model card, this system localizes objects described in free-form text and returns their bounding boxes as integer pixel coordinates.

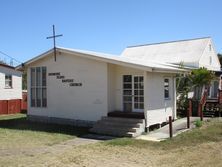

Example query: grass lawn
[0,114,221,167]
[105,118,222,149]
[0,114,88,150]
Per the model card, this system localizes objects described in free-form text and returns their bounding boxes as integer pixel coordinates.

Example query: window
[209,56,212,65]
[164,78,170,99]
[5,75,12,88]
[30,67,47,107]
[209,44,212,51]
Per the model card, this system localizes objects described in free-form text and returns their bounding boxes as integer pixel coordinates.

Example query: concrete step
[90,128,124,137]
[90,127,141,137]
[125,132,141,138]
[95,120,142,128]
[92,124,138,133]
[90,116,145,137]
[101,116,144,124]
[90,127,138,135]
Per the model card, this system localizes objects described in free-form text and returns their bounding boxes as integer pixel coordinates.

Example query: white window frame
[30,67,47,108]
[122,75,144,112]
[5,74,12,89]
[164,78,170,100]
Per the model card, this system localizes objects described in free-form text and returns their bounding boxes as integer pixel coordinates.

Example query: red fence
[0,92,27,115]
[0,100,8,114]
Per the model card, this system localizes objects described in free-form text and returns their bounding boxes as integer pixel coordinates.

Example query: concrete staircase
[90,116,145,137]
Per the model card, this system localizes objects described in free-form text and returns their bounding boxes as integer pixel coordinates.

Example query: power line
[0,50,22,64]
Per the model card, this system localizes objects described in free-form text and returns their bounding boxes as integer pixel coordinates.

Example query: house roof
[121,37,219,69]
[0,62,15,69]
[17,47,186,73]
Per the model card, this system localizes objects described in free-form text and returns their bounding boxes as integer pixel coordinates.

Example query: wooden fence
[0,92,27,115]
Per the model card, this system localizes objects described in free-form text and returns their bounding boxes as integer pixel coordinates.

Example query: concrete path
[137,117,208,142]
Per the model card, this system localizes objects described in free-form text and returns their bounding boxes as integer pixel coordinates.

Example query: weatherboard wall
[26,51,177,127]
[107,64,144,112]
[107,63,176,127]
[145,72,176,127]
[199,40,221,71]
[0,66,22,100]
[27,52,108,122]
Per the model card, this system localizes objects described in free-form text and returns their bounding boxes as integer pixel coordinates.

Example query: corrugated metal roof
[121,37,211,68]
[0,62,15,69]
[17,47,186,73]
[19,37,218,73]
[57,47,186,72]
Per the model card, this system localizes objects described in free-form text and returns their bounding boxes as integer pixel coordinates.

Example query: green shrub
[195,119,203,127]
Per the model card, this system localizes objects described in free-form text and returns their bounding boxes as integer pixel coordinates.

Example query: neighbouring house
[17,37,221,137]
[0,62,23,114]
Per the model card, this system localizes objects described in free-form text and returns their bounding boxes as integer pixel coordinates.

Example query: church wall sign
[48,72,82,87]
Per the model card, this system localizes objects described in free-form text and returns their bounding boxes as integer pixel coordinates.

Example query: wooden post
[198,103,201,117]
[169,116,173,138]
[7,100,9,115]
[187,106,190,129]
[200,103,203,121]
[218,89,222,117]
[19,99,22,113]
[187,99,192,128]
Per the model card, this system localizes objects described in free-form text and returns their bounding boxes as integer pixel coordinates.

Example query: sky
[0,0,222,65]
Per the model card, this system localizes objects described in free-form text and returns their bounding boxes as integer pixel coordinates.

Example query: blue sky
[0,0,222,65]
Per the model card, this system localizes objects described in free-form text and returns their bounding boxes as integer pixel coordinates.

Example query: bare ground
[0,116,221,167]
[0,140,221,167]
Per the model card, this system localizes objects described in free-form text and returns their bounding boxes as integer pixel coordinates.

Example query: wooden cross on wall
[46,25,63,61]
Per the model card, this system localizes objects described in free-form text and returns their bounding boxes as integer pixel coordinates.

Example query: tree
[176,75,192,111]
[177,67,215,112]
[189,68,215,99]
[22,71,27,90]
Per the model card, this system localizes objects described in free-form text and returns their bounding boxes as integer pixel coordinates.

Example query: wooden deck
[107,111,145,119]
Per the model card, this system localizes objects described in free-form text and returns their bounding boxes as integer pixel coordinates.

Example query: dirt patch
[1,140,221,167]
[0,117,221,167]
[0,137,100,157]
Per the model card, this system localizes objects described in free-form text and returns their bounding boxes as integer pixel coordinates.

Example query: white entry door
[123,75,144,112]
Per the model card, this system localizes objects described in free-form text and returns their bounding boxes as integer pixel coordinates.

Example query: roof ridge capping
[127,36,211,48]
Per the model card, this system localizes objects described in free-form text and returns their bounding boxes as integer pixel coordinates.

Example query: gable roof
[0,62,15,69]
[121,37,220,71]
[16,47,186,73]
[0,62,22,76]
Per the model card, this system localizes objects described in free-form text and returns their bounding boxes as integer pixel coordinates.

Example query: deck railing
[218,89,222,104]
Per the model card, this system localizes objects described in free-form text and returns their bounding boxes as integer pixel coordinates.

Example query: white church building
[18,37,221,137]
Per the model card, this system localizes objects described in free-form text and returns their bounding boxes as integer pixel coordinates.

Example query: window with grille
[30,67,47,107]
